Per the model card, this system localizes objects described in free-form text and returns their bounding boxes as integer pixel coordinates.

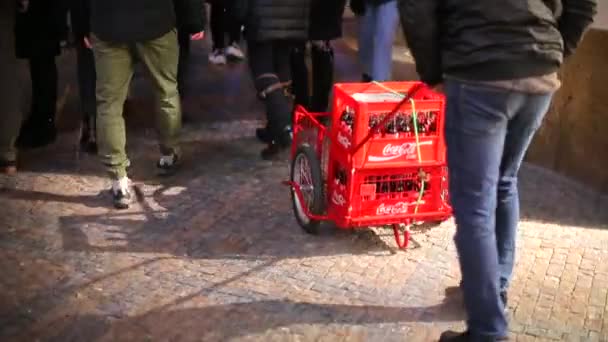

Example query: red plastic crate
[326,161,450,228]
[330,82,446,169]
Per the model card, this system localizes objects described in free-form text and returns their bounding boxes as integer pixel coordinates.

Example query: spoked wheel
[291,144,324,234]
[392,224,411,249]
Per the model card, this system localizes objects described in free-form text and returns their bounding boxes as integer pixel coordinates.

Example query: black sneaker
[157,153,180,176]
[439,330,508,342]
[111,178,132,209]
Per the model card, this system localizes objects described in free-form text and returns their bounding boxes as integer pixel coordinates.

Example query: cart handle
[350,82,426,155]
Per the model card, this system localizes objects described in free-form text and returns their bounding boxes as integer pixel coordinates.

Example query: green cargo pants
[0,1,27,163]
[92,29,181,179]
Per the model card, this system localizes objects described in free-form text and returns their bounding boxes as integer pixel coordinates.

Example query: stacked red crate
[325,82,451,228]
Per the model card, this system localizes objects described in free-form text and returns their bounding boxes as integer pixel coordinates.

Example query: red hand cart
[285,81,452,249]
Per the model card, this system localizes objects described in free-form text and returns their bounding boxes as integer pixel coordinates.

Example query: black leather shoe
[439,330,508,342]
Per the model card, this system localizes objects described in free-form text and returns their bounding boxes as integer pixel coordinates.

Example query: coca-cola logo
[332,191,346,206]
[368,141,432,162]
[376,202,409,215]
[337,132,351,149]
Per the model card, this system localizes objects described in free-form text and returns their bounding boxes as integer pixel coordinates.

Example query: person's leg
[248,40,292,159]
[18,55,58,147]
[135,29,182,174]
[208,0,227,64]
[92,35,134,181]
[76,42,98,153]
[290,42,309,109]
[370,0,398,81]
[226,0,242,45]
[224,0,245,59]
[357,5,376,81]
[310,40,334,113]
[0,2,26,172]
[496,93,553,294]
[443,80,510,339]
[177,29,191,97]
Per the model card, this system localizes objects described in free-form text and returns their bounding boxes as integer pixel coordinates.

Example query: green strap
[371,81,425,215]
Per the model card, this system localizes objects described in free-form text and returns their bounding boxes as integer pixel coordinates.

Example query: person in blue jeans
[398,0,597,341]
[351,0,399,82]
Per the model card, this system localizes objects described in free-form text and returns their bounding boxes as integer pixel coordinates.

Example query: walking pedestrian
[207,0,246,65]
[0,0,28,174]
[14,0,68,149]
[256,0,346,143]
[236,0,310,160]
[398,0,597,340]
[88,0,205,209]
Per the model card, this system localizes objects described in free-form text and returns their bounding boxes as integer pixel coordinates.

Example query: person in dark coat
[68,0,97,154]
[14,0,68,149]
[398,0,597,340]
[235,0,311,160]
[87,0,206,209]
[289,0,347,113]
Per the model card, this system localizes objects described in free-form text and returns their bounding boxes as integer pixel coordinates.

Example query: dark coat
[237,0,311,42]
[399,0,597,85]
[14,0,68,58]
[88,0,205,43]
[309,0,346,40]
[68,0,90,41]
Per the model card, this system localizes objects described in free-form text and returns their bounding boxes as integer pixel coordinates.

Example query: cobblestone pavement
[2,14,608,342]
[1,119,607,342]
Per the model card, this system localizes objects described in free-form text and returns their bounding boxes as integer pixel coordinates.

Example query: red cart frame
[285,81,452,248]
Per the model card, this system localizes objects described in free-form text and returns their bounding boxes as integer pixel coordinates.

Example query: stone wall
[526,28,608,194]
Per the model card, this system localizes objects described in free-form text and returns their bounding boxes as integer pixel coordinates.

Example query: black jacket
[237,0,311,42]
[89,0,205,43]
[309,0,346,40]
[14,0,67,58]
[398,0,598,85]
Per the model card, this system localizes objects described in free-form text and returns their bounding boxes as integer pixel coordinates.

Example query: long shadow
[44,298,465,341]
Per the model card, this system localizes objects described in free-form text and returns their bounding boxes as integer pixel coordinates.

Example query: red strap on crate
[349,83,425,155]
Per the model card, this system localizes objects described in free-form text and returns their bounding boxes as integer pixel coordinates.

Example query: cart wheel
[393,224,411,249]
[291,144,324,234]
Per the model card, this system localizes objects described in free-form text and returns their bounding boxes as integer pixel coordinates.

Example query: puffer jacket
[398,0,598,85]
[236,0,311,42]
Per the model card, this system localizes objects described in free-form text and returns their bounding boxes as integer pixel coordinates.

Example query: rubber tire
[291,144,325,234]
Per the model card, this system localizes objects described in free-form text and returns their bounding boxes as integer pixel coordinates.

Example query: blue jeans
[444,79,553,338]
[357,0,398,81]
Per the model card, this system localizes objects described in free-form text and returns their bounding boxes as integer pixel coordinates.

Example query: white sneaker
[225,43,245,59]
[111,177,132,209]
[208,49,227,65]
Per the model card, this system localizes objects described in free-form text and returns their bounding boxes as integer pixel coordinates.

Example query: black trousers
[247,40,296,139]
[177,29,191,97]
[291,41,335,113]
[208,0,241,50]
[28,55,57,122]
[75,41,97,134]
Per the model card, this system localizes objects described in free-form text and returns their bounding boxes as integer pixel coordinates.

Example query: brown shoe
[0,160,17,175]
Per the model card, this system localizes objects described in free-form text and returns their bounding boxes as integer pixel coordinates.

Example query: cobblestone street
[2,16,608,342]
